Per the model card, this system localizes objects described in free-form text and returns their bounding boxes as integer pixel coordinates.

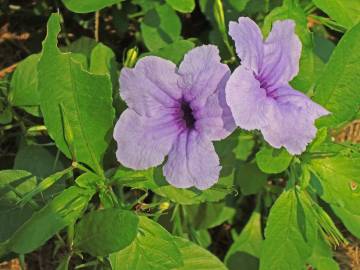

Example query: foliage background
[0,0,360,269]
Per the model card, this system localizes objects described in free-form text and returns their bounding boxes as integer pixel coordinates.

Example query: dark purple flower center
[181,100,196,129]
[255,73,277,99]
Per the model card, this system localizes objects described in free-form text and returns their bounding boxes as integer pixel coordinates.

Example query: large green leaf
[174,237,227,270]
[313,22,360,127]
[62,0,123,13]
[225,210,263,270]
[74,208,139,256]
[0,186,94,256]
[307,235,339,270]
[38,14,115,175]
[259,189,317,270]
[263,1,319,93]
[332,205,360,239]
[166,0,195,13]
[109,216,182,270]
[0,170,37,242]
[141,3,181,51]
[309,155,360,215]
[313,0,360,29]
[141,40,195,65]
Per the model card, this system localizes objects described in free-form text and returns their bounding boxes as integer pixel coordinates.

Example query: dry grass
[0,259,21,270]
[335,236,360,270]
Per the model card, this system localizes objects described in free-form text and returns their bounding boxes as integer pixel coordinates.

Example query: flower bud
[159,202,170,211]
[124,47,138,68]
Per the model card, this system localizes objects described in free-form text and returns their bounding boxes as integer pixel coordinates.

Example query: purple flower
[225,17,329,155]
[114,45,235,190]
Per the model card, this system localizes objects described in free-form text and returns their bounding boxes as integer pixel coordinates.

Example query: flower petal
[225,66,269,130]
[259,20,302,88]
[114,109,179,169]
[163,130,221,190]
[120,56,182,117]
[178,45,230,107]
[229,17,264,74]
[260,86,329,155]
[273,85,330,121]
[195,72,236,141]
[261,102,317,154]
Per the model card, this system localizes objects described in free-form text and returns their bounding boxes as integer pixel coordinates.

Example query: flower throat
[181,101,196,129]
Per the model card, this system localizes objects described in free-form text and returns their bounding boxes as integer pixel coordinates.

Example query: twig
[0,63,17,78]
[95,11,100,42]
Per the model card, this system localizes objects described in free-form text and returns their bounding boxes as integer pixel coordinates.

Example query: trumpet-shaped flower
[114,45,235,190]
[225,17,329,155]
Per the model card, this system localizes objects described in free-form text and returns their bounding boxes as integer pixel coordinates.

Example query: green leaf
[225,210,262,270]
[132,0,160,13]
[141,3,181,51]
[113,166,233,205]
[166,0,195,13]
[75,172,105,190]
[38,14,115,174]
[313,34,336,63]
[227,0,250,13]
[0,186,94,256]
[63,37,98,63]
[192,229,211,248]
[332,205,360,239]
[89,43,119,91]
[174,237,227,270]
[260,189,317,270]
[185,202,235,230]
[141,40,195,65]
[0,170,37,242]
[18,167,72,207]
[263,1,318,93]
[62,0,123,13]
[153,173,234,205]
[109,216,183,270]
[307,235,339,270]
[313,0,360,29]
[309,155,360,215]
[313,22,360,128]
[14,145,67,178]
[232,133,255,161]
[0,106,12,124]
[235,162,267,195]
[9,54,40,108]
[308,127,328,152]
[256,147,292,174]
[74,208,139,256]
